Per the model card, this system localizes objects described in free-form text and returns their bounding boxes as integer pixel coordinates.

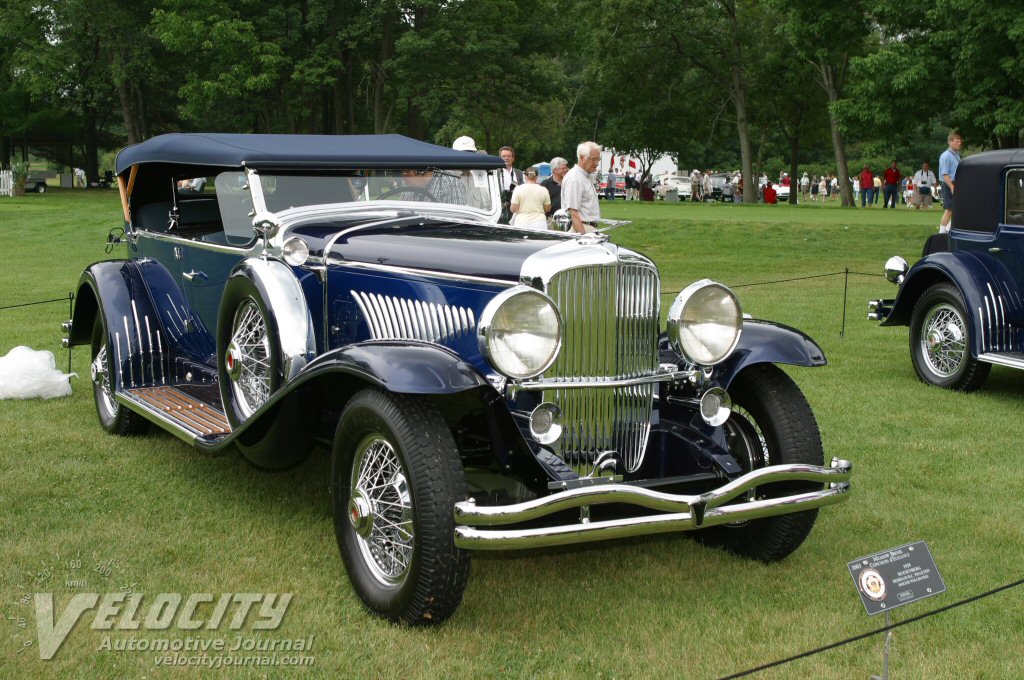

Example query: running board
[119,386,231,444]
[978,352,1024,370]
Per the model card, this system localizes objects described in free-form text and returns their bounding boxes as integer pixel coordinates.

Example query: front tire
[694,364,823,562]
[90,314,148,436]
[332,389,469,624]
[909,282,990,390]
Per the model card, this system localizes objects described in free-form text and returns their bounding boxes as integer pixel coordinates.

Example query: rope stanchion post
[841,267,849,338]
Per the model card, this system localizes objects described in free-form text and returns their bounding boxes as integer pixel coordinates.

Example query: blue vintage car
[869,149,1024,390]
[64,133,851,624]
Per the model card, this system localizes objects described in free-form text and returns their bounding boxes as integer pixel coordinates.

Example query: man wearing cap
[452,136,490,209]
[561,141,602,233]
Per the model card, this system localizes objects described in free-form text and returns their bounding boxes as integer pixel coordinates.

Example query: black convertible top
[954,148,1024,233]
[115,133,504,175]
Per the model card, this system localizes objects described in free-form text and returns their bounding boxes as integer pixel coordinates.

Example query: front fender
[714,319,826,390]
[882,252,1024,346]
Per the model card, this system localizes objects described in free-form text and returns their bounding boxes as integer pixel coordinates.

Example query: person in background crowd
[605,166,617,201]
[913,161,938,210]
[800,172,810,199]
[452,135,490,209]
[509,166,551,230]
[690,168,702,202]
[562,141,602,233]
[702,171,712,202]
[497,146,524,224]
[939,131,963,232]
[625,171,637,200]
[883,160,902,209]
[859,165,874,207]
[763,181,777,204]
[872,173,882,204]
[903,176,915,207]
[542,156,568,216]
[810,175,820,202]
[830,175,839,200]
[734,174,743,202]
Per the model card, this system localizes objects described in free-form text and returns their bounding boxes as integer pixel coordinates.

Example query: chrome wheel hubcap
[350,435,413,587]
[921,303,966,377]
[228,299,271,418]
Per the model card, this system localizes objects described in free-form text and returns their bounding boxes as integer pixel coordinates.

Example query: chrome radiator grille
[541,262,660,473]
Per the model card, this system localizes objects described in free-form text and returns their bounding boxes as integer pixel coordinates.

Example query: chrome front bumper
[454,458,852,550]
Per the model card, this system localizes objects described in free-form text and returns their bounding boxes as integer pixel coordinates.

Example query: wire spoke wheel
[919,303,966,377]
[909,282,990,391]
[350,436,414,586]
[333,389,469,624]
[229,299,272,418]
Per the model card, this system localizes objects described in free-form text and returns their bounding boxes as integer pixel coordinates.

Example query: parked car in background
[64,133,851,625]
[655,175,692,200]
[25,177,48,193]
[598,173,627,199]
[869,149,1024,391]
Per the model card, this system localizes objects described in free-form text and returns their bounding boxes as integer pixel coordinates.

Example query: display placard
[848,541,945,615]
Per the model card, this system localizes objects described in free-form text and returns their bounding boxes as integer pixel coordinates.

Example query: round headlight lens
[282,237,310,266]
[479,287,562,379]
[667,280,742,366]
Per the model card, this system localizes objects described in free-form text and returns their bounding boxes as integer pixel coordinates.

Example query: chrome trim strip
[978,352,1024,369]
[334,259,515,288]
[139,230,261,255]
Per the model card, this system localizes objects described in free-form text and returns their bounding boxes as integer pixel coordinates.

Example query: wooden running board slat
[126,386,231,436]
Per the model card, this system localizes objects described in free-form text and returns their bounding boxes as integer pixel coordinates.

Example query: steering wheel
[378,186,436,202]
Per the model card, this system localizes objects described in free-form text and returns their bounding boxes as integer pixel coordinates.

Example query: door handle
[183,270,208,281]
[988,247,1002,253]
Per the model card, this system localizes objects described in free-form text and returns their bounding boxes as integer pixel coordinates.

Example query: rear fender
[69,260,205,391]
[883,251,1023,354]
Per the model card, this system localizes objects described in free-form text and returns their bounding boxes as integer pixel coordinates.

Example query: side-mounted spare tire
[217,271,315,469]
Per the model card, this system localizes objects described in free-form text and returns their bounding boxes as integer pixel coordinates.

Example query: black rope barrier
[0,293,75,373]
[0,296,72,311]
[719,576,1024,679]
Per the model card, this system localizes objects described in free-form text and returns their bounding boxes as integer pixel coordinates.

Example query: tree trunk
[115,77,142,144]
[83,112,100,186]
[821,63,853,206]
[788,134,800,204]
[724,3,755,203]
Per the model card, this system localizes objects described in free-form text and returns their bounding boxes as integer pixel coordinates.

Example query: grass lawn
[1,190,1022,678]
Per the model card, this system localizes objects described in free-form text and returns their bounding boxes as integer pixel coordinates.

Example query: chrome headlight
[884,255,908,285]
[478,287,561,379]
[667,279,742,366]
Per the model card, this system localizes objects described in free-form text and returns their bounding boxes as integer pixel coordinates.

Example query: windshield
[250,169,498,215]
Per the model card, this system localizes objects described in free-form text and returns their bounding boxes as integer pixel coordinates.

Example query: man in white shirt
[561,141,602,233]
[912,161,938,210]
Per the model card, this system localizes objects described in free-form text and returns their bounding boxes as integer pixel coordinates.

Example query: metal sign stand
[869,611,892,680]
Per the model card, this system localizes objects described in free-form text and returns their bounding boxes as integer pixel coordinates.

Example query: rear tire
[90,314,148,436]
[909,282,990,391]
[332,389,469,624]
[694,364,823,562]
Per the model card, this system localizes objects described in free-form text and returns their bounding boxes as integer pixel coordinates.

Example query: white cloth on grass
[0,346,75,399]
